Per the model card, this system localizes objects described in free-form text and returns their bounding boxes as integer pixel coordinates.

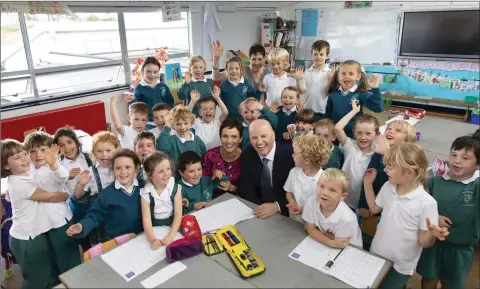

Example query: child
[220,56,260,120]
[364,143,449,289]
[325,60,383,138]
[286,108,316,140]
[73,132,120,222]
[178,56,215,116]
[149,103,174,139]
[302,168,362,248]
[1,139,71,289]
[238,97,278,150]
[314,119,344,170]
[177,151,214,214]
[275,86,300,143]
[335,101,379,210]
[134,131,157,186]
[141,152,183,250]
[295,40,333,120]
[23,132,81,275]
[66,149,144,242]
[284,135,331,223]
[417,135,479,289]
[130,57,174,123]
[157,105,206,161]
[189,87,229,150]
[260,48,297,108]
[110,95,148,150]
[358,120,416,249]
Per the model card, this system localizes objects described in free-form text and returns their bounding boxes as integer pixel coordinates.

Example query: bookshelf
[261,16,297,68]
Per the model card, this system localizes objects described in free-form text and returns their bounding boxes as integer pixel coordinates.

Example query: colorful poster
[301,9,318,37]
[164,63,183,90]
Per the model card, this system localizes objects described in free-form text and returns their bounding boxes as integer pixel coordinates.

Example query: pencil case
[215,225,265,278]
[181,215,202,240]
[202,233,224,256]
[166,238,204,263]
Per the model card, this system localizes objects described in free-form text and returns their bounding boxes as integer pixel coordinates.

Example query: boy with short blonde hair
[314,119,344,169]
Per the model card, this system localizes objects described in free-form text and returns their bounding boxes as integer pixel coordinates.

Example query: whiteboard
[295,6,401,64]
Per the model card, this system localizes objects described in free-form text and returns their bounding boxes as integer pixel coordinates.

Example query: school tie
[261,158,273,199]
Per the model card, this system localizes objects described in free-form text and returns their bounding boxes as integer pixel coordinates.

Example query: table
[60,194,391,288]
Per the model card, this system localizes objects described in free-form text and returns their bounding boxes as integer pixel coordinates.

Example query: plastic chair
[83,233,136,263]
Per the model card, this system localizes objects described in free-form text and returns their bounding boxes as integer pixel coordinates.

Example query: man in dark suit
[239,119,294,218]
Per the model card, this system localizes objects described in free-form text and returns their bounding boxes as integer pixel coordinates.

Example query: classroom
[0,1,479,288]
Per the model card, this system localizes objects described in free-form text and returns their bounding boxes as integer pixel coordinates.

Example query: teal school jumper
[177,79,214,116]
[179,176,215,214]
[156,127,207,161]
[275,107,297,143]
[220,79,261,121]
[133,82,174,121]
[323,145,344,170]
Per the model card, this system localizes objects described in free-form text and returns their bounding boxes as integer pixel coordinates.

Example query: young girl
[417,135,479,289]
[220,56,260,120]
[141,152,183,250]
[178,56,215,116]
[284,135,331,223]
[325,60,383,138]
[364,143,449,289]
[129,57,174,125]
[1,139,71,289]
[66,149,144,243]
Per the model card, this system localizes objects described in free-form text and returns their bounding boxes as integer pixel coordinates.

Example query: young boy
[284,135,331,223]
[134,131,157,187]
[238,97,278,150]
[177,151,214,214]
[149,103,174,139]
[23,132,81,275]
[157,105,206,161]
[335,101,378,210]
[110,95,148,150]
[417,135,480,289]
[275,86,300,143]
[295,40,334,120]
[286,108,316,140]
[302,168,362,248]
[314,119,344,170]
[260,48,296,108]
[188,87,229,150]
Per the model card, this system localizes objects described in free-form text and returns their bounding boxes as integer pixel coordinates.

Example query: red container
[181,215,202,240]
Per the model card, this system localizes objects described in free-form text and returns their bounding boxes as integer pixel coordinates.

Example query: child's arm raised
[212,86,229,122]
[334,100,361,146]
[187,90,200,112]
[109,95,125,136]
[74,170,90,199]
[212,40,228,82]
[295,65,306,95]
[141,196,162,250]
[363,169,383,215]
[164,187,183,246]
[360,74,384,113]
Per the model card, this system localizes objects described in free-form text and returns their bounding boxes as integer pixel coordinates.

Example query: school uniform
[263,72,297,107]
[302,195,363,248]
[179,176,214,214]
[76,179,143,242]
[275,106,297,143]
[370,182,439,289]
[133,80,174,121]
[177,77,214,116]
[193,117,221,151]
[156,127,206,161]
[416,171,479,289]
[140,178,181,227]
[60,152,92,197]
[325,85,384,138]
[149,126,175,139]
[300,65,330,119]
[118,125,140,150]
[283,167,323,223]
[7,173,55,289]
[341,137,374,209]
[220,77,260,120]
[240,108,279,150]
[323,144,344,170]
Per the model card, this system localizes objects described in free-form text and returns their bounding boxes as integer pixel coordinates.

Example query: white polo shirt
[370,182,439,275]
[140,177,180,219]
[84,162,114,195]
[118,125,140,150]
[193,117,221,151]
[341,137,374,209]
[34,164,73,228]
[301,65,330,114]
[263,72,297,106]
[284,167,323,223]
[8,173,52,240]
[60,153,91,196]
[302,195,363,248]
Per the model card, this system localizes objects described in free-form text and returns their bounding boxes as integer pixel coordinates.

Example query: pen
[324,248,344,269]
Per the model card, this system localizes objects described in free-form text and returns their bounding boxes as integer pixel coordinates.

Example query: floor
[1,116,479,289]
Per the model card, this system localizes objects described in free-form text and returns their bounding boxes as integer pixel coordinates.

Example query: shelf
[273,28,292,32]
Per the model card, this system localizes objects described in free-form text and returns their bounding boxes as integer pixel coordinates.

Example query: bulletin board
[295,5,401,64]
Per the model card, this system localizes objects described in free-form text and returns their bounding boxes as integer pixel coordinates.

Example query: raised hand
[190,90,201,102]
[426,218,449,241]
[109,95,119,104]
[45,144,59,167]
[294,65,305,80]
[66,223,83,236]
[163,111,173,127]
[351,98,361,113]
[212,40,224,58]
[364,168,377,184]
[269,101,279,113]
[123,92,134,103]
[246,101,262,111]
[69,168,81,180]
[78,170,91,186]
[368,74,380,88]
[184,71,192,84]
[327,69,336,79]
[211,86,221,99]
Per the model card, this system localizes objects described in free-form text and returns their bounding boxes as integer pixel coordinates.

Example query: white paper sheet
[191,198,254,233]
[141,261,187,288]
[289,237,386,288]
[379,115,421,134]
[101,227,183,282]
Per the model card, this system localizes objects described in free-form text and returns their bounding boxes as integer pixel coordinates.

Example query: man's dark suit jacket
[238,142,294,216]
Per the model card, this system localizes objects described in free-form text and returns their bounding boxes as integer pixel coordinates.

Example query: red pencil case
[166,238,204,263]
[181,215,202,240]
[405,108,426,119]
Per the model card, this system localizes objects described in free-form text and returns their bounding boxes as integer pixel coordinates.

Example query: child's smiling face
[338,64,361,91]
[57,136,79,160]
[142,63,160,84]
[113,156,138,187]
[281,90,298,111]
[150,159,172,188]
[353,122,376,150]
[128,112,148,132]
[191,61,206,80]
[180,162,202,185]
[384,123,407,146]
[93,141,116,166]
[448,148,479,181]
[6,149,31,175]
[173,119,192,138]
[312,47,329,67]
[315,126,336,145]
[227,61,242,81]
[199,101,216,123]
[135,139,155,162]
[271,60,285,76]
[152,109,169,128]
